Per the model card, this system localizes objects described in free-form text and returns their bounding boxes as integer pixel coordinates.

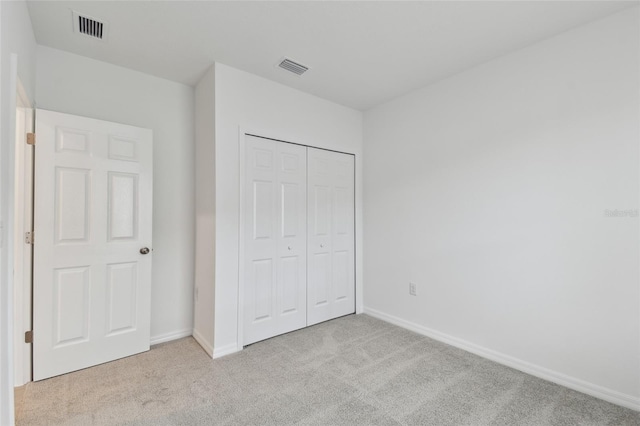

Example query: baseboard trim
[363,307,640,412]
[213,343,241,359]
[192,329,214,358]
[150,328,192,346]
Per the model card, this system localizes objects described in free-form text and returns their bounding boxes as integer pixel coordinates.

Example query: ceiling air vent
[278,58,309,76]
[72,10,108,41]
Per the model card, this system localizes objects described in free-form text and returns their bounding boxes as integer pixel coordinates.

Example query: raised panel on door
[34,109,152,380]
[279,256,300,315]
[108,135,139,162]
[56,127,91,154]
[253,180,274,240]
[243,135,306,345]
[307,148,355,326]
[55,167,91,244]
[281,183,299,238]
[332,251,350,302]
[312,185,331,237]
[310,252,330,307]
[251,259,274,322]
[53,266,91,347]
[108,172,139,241]
[106,262,138,336]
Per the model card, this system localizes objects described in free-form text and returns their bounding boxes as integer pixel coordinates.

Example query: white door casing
[33,109,152,380]
[307,147,355,326]
[13,86,34,386]
[242,135,307,345]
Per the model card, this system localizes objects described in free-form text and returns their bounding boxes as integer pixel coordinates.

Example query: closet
[242,135,355,345]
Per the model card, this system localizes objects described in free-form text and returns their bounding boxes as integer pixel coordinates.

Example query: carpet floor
[15,314,640,425]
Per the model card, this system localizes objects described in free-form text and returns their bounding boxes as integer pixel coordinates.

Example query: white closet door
[243,136,307,345]
[307,148,355,326]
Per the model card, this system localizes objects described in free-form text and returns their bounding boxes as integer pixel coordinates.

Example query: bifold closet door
[307,148,355,326]
[243,136,307,345]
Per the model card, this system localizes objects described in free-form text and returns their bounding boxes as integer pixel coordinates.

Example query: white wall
[1,1,36,101]
[193,66,216,356]
[36,46,196,344]
[0,1,37,423]
[193,63,363,356]
[364,7,640,410]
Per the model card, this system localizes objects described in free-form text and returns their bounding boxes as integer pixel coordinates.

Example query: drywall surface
[0,1,36,423]
[36,46,196,343]
[364,7,640,408]
[193,65,216,356]
[1,0,36,101]
[211,63,363,354]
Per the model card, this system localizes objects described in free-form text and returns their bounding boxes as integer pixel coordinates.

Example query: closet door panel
[307,148,355,326]
[244,139,278,342]
[243,136,307,345]
[275,144,307,328]
[331,154,356,319]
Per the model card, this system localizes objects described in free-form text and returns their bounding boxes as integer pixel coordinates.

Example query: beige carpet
[16,314,640,425]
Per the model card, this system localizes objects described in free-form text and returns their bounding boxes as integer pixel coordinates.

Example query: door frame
[237,127,357,350]
[13,78,34,387]
[1,53,20,426]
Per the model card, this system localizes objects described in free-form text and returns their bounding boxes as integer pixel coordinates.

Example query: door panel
[106,262,138,335]
[333,250,350,301]
[53,266,91,346]
[307,148,355,326]
[243,136,307,345]
[34,109,152,380]
[312,186,330,236]
[56,127,90,153]
[334,187,350,235]
[107,173,139,241]
[108,135,139,162]
[279,256,300,314]
[55,168,91,243]
[281,183,300,237]
[311,252,330,307]
[252,259,274,322]
[253,181,274,239]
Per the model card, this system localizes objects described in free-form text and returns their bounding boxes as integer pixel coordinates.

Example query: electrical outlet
[409,282,417,296]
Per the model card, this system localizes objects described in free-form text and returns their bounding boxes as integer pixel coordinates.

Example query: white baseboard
[213,343,241,359]
[192,328,214,358]
[150,328,192,346]
[363,307,640,412]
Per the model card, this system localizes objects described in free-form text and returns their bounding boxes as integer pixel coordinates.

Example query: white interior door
[307,148,355,326]
[33,109,153,381]
[243,135,307,345]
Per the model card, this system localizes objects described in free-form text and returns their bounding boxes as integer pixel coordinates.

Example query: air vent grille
[278,58,309,76]
[78,16,104,39]
[72,11,108,41]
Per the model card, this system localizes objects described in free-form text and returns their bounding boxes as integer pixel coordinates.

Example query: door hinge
[25,231,34,245]
[24,330,33,344]
[26,132,35,145]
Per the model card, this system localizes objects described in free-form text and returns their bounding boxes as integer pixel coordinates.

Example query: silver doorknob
[287,246,292,250]
[140,247,150,255]
[320,244,324,248]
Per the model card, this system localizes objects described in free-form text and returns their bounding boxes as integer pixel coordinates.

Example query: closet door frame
[238,129,356,348]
